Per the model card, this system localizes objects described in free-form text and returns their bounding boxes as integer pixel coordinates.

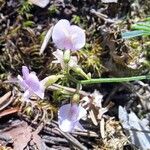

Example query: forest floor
[0,0,150,150]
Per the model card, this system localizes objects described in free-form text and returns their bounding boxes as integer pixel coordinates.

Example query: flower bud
[72,67,90,80]
[63,49,71,64]
[42,75,64,88]
[72,93,80,103]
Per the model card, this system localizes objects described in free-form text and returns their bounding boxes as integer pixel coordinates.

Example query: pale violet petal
[59,119,75,132]
[52,19,71,50]
[22,66,29,80]
[68,104,79,121]
[18,66,45,99]
[58,104,71,120]
[25,72,40,92]
[70,25,85,50]
[60,37,73,50]
[52,19,86,51]
[17,75,28,90]
[58,104,77,132]
[58,103,80,121]
[25,72,45,99]
[34,89,44,99]
[33,82,45,99]
[22,90,32,100]
[58,103,86,132]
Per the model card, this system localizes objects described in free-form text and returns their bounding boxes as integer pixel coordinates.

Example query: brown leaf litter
[0,120,46,150]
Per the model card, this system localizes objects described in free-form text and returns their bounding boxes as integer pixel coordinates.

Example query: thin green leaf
[131,23,150,32]
[122,30,150,39]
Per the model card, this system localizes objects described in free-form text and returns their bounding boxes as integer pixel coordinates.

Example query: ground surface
[0,0,150,150]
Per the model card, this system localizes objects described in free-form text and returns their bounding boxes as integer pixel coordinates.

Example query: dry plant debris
[0,121,46,150]
[0,0,150,149]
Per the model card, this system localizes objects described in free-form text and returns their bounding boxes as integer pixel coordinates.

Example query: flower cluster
[51,20,87,131]
[16,19,87,132]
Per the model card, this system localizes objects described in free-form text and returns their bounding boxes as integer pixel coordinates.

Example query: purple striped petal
[22,66,29,80]
[25,72,40,92]
[58,103,86,132]
[17,75,28,90]
[52,19,86,51]
[70,25,85,50]
[25,72,44,99]
[18,66,45,99]
[52,20,71,50]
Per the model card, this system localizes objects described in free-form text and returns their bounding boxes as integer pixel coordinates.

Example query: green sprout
[18,1,33,16]
[72,15,81,24]
[122,18,150,39]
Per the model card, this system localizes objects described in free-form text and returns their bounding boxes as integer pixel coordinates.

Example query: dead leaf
[39,26,53,55]
[0,121,32,150]
[0,92,13,111]
[32,132,47,150]
[31,123,47,150]
[89,109,98,126]
[0,121,47,150]
[28,0,49,8]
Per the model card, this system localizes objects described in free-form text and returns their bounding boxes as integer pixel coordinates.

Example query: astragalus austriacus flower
[52,19,86,51]
[17,66,44,100]
[58,103,87,132]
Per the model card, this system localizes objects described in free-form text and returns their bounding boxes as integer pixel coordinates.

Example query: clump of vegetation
[0,0,150,149]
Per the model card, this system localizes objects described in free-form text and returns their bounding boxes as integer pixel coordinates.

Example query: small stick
[72,130,99,138]
[0,92,12,106]
[0,107,19,118]
[90,9,115,23]
[0,91,15,111]
[56,128,88,150]
[48,84,89,96]
[100,118,105,138]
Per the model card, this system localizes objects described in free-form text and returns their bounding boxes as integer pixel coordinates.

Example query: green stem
[80,75,150,85]
[76,83,81,93]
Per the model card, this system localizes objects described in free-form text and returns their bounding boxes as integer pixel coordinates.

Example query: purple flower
[58,103,87,132]
[17,66,44,100]
[52,19,86,51]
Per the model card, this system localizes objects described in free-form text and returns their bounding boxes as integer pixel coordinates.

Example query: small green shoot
[122,18,150,39]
